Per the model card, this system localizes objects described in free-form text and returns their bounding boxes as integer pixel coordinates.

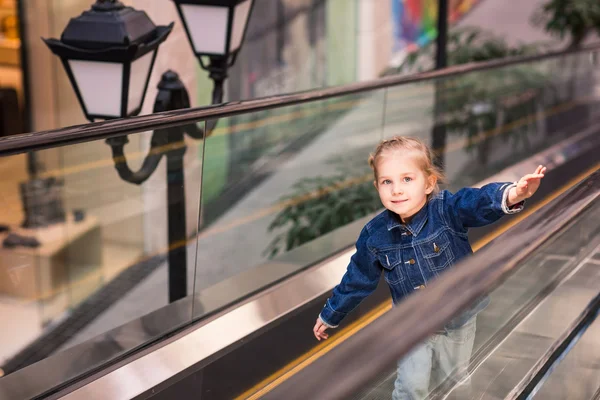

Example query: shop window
[0,0,25,137]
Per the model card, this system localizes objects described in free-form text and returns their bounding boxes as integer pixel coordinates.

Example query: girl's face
[374,150,435,222]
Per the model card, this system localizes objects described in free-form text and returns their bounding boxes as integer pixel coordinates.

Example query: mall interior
[0,0,599,399]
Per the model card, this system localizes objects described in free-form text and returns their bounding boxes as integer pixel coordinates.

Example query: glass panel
[68,60,123,117]
[0,147,65,367]
[229,0,252,52]
[381,80,435,142]
[192,91,387,320]
[0,121,206,384]
[127,51,155,114]
[181,4,228,55]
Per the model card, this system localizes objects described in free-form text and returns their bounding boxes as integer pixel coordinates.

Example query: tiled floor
[0,297,40,365]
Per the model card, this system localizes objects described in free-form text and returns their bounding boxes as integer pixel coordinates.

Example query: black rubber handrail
[262,170,600,400]
[0,43,599,156]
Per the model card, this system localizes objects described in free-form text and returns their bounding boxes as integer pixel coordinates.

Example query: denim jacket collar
[385,202,429,236]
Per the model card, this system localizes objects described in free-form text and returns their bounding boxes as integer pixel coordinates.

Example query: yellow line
[234,162,600,400]
[237,301,393,400]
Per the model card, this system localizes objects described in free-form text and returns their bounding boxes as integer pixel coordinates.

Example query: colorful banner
[392,0,481,54]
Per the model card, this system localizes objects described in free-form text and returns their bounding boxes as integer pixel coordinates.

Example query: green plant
[264,151,381,258]
[532,0,600,49]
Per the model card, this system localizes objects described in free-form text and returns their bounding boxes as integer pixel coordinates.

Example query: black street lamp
[43,0,253,304]
[105,70,205,304]
[171,0,254,104]
[43,0,173,121]
[432,0,449,170]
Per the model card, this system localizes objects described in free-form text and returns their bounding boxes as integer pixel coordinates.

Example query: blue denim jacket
[319,182,524,330]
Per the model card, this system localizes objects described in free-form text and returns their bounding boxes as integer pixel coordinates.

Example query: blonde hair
[368,136,445,199]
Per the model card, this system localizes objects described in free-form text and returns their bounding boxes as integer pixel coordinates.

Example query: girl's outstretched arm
[507,165,547,206]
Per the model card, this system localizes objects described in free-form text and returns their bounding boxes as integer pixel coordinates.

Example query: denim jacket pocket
[419,232,454,272]
[375,249,405,284]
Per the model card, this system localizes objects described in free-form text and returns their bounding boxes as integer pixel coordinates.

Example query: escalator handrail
[1,43,600,156]
[262,170,600,400]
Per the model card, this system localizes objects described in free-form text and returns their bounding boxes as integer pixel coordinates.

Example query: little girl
[312,136,546,399]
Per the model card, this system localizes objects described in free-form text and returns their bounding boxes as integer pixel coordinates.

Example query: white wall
[356,0,393,81]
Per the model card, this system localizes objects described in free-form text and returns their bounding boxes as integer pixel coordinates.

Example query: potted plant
[531,0,600,49]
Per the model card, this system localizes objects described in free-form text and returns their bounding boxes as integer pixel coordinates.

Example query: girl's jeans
[392,317,476,400]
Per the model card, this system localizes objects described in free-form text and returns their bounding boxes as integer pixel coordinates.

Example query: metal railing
[0,43,599,156]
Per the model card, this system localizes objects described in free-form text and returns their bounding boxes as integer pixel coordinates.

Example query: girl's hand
[313,318,330,341]
[508,165,547,205]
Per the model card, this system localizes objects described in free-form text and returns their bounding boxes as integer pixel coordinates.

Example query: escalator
[260,170,600,400]
[0,45,599,400]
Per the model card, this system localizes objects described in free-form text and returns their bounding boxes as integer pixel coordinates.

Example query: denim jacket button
[409,259,415,265]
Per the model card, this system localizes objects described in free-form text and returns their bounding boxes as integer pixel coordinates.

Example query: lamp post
[43,0,172,121]
[104,70,205,304]
[171,0,254,104]
[44,0,253,303]
[432,0,449,170]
